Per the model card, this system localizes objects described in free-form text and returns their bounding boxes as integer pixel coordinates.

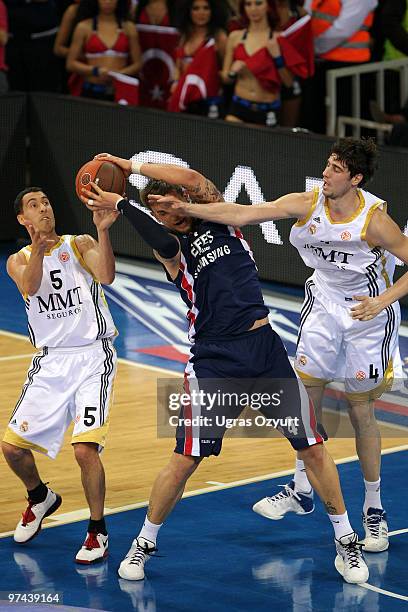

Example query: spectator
[168,0,228,118]
[4,0,61,92]
[135,0,179,108]
[66,0,141,101]
[276,0,312,127]
[301,0,378,133]
[222,0,295,127]
[0,0,8,93]
[54,0,80,59]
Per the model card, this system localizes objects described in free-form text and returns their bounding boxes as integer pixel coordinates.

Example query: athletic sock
[27,481,48,504]
[328,511,354,540]
[293,459,312,494]
[138,516,162,547]
[363,478,382,513]
[88,517,107,535]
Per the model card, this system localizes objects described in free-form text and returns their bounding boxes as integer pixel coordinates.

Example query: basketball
[75,159,126,200]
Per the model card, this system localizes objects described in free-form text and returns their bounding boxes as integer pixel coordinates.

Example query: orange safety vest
[311,0,373,63]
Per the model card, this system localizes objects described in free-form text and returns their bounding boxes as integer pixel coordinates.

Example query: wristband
[115,197,126,213]
[131,160,144,175]
[273,55,285,69]
[92,66,100,77]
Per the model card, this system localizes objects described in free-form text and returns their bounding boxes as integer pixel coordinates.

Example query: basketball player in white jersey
[2,187,118,564]
[151,137,408,554]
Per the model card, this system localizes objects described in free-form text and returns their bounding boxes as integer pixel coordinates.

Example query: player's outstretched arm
[94,153,224,203]
[352,209,408,320]
[80,182,181,278]
[75,209,119,285]
[148,191,313,226]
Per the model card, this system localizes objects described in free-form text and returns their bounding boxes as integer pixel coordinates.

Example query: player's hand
[81,181,122,210]
[147,194,195,215]
[92,209,120,230]
[351,295,386,320]
[24,223,55,253]
[93,153,132,177]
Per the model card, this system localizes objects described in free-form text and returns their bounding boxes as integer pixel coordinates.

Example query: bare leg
[73,442,105,520]
[147,453,202,524]
[1,442,41,490]
[347,399,381,482]
[299,443,346,515]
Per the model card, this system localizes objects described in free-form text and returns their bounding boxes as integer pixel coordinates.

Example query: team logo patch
[341,231,351,241]
[309,224,317,235]
[297,355,307,367]
[356,370,366,380]
[59,251,70,263]
[20,421,29,433]
[313,217,321,223]
[80,172,92,186]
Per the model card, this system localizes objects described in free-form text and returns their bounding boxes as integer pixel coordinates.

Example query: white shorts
[295,279,401,399]
[3,338,117,458]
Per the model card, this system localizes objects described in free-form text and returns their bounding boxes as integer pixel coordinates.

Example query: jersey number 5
[84,406,97,427]
[50,269,62,290]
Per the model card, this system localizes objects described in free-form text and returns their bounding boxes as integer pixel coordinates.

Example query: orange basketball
[75,159,126,200]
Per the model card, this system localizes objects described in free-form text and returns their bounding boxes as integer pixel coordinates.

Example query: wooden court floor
[1,331,407,535]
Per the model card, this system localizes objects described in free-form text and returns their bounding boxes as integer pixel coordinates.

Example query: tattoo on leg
[324,501,338,515]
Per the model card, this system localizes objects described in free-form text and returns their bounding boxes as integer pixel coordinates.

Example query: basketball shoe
[118,537,157,581]
[75,532,109,564]
[334,532,369,584]
[252,480,314,520]
[14,488,62,543]
[361,508,389,552]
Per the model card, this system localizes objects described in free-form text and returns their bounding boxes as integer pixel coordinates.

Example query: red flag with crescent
[137,23,180,109]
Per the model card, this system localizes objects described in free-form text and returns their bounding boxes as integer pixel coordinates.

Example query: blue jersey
[169,221,269,341]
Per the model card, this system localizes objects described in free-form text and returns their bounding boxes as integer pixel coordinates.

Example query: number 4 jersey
[19,235,117,348]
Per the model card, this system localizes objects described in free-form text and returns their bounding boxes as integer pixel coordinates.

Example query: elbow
[99,271,115,285]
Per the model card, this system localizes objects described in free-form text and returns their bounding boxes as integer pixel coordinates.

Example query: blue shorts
[175,324,326,457]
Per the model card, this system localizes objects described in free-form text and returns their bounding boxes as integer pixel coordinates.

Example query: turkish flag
[137,24,180,109]
[110,72,140,106]
[168,39,220,112]
[244,15,315,91]
[279,15,315,78]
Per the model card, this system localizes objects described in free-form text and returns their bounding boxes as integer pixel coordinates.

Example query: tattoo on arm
[324,501,338,515]
[188,178,224,203]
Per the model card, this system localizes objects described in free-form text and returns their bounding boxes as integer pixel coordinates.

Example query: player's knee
[1,441,27,462]
[348,402,376,433]
[299,442,324,467]
[73,442,99,467]
[169,453,201,481]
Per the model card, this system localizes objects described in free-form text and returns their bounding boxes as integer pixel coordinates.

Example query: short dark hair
[140,179,187,209]
[330,137,378,187]
[14,187,45,216]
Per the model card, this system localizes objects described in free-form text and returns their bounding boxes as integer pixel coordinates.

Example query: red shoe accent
[84,532,101,550]
[21,501,36,526]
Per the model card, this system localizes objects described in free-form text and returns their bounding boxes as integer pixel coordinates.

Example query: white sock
[363,478,382,513]
[293,459,312,494]
[328,511,354,540]
[138,516,162,547]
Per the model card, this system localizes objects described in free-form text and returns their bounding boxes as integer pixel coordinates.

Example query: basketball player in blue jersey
[2,187,118,564]
[151,137,408,556]
[81,152,369,585]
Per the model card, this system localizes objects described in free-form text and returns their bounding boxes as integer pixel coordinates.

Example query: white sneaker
[334,532,369,584]
[252,480,314,520]
[362,508,389,552]
[14,488,62,543]
[118,538,157,581]
[75,532,109,564]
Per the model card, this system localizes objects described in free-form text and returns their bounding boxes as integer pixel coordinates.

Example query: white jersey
[19,235,117,348]
[289,187,396,305]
